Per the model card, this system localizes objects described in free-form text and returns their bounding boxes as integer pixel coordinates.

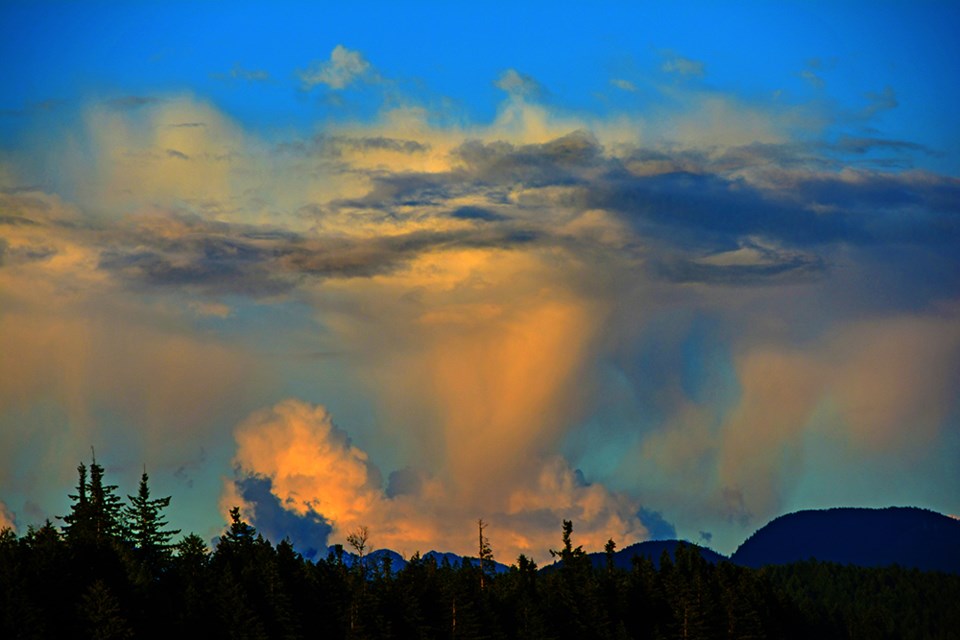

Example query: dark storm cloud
[591,169,861,247]
[638,507,677,540]
[236,476,332,559]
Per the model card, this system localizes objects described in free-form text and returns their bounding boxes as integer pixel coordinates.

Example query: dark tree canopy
[2,455,959,640]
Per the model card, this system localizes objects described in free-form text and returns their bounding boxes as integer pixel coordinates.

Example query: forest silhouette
[1,454,958,639]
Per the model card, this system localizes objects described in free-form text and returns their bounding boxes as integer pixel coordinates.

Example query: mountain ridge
[319,506,960,575]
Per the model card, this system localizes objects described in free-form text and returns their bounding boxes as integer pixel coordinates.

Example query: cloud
[611,78,637,92]
[277,133,430,158]
[859,86,898,119]
[298,45,372,90]
[0,501,15,532]
[799,69,825,89]
[106,95,163,110]
[211,63,271,83]
[638,507,677,540]
[235,476,332,559]
[832,135,932,156]
[227,399,647,562]
[661,51,705,77]
[495,69,544,100]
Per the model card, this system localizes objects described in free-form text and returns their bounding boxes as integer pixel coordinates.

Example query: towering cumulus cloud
[230,399,646,562]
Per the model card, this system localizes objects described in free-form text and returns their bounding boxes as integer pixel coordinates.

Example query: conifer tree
[61,454,124,547]
[61,462,93,543]
[220,507,256,548]
[87,453,125,545]
[124,469,180,570]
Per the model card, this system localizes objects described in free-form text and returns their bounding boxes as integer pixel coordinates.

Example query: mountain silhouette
[731,506,960,573]
[604,539,726,569]
[531,539,727,573]
[325,546,510,574]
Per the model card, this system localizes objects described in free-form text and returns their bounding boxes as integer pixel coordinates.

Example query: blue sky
[1,1,958,559]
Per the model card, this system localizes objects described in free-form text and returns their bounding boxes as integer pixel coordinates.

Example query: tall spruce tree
[124,469,180,570]
[87,453,125,545]
[61,462,93,543]
[62,453,125,547]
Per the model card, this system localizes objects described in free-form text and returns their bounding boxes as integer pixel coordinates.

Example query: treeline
[1,457,959,639]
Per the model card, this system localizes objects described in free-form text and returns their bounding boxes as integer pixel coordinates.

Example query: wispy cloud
[106,95,163,110]
[660,50,706,77]
[495,68,544,100]
[210,63,271,83]
[298,45,372,90]
[859,85,898,119]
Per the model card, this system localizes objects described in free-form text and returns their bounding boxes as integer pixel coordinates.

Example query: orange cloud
[228,399,646,563]
[0,501,15,533]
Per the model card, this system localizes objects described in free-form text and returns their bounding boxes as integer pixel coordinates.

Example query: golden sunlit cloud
[228,398,647,563]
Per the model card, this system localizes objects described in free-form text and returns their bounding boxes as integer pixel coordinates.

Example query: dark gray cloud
[11,128,958,299]
[235,476,332,559]
[654,249,825,286]
[450,206,509,222]
[92,210,541,296]
[456,130,603,186]
[385,467,425,498]
[638,507,677,540]
[98,232,294,297]
[832,135,934,156]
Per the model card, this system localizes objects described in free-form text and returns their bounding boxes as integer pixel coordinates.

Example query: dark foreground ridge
[2,455,959,639]
[731,506,960,573]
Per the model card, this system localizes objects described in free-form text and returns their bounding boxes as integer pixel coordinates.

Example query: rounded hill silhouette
[731,506,960,573]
